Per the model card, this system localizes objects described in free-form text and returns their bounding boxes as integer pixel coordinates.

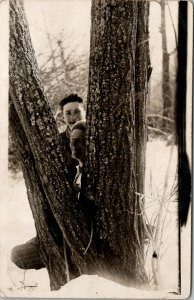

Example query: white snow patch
[0,141,180,298]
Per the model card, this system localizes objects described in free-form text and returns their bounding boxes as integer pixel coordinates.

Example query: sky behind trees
[25,0,178,74]
[25,0,91,65]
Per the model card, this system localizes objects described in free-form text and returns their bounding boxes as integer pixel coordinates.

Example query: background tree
[9,0,150,290]
[38,33,89,116]
[160,1,172,119]
[147,0,177,139]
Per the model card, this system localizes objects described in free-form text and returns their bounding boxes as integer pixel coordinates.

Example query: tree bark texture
[9,102,71,289]
[9,0,100,290]
[85,0,150,285]
[135,1,150,241]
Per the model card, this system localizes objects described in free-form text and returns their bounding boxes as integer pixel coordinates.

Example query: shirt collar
[76,162,83,169]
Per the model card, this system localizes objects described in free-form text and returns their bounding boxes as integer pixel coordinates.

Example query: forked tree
[9,0,151,291]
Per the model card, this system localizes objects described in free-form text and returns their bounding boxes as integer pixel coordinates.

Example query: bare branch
[147,114,174,123]
[166,0,178,49]
[147,126,169,136]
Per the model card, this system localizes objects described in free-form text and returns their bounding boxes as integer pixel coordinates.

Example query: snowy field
[0,140,184,298]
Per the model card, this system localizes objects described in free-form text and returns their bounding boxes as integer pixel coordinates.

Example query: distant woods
[37,33,89,129]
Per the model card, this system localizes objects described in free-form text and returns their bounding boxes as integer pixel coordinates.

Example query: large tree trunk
[85,0,150,285]
[9,0,150,290]
[9,102,71,289]
[9,0,99,290]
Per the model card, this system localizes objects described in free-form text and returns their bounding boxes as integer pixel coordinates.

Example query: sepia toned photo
[0,0,192,298]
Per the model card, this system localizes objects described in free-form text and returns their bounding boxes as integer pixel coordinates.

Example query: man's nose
[69,115,76,123]
[71,140,77,147]
[69,115,74,121]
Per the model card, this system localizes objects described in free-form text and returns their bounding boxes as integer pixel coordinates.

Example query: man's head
[59,94,86,129]
[70,120,86,164]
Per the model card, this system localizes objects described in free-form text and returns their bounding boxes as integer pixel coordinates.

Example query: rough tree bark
[9,0,99,290]
[9,0,150,290]
[9,102,71,289]
[85,0,150,285]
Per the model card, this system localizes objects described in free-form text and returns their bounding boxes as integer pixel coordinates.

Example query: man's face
[70,129,85,163]
[62,102,85,129]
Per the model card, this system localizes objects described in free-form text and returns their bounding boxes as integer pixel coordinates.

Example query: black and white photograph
[0,0,192,298]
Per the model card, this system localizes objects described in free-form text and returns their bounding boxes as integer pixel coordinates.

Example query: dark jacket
[60,128,78,181]
[60,129,71,156]
[79,172,96,231]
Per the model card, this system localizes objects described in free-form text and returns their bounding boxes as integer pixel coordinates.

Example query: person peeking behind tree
[59,94,86,156]
[70,120,95,233]
[11,96,86,272]
[70,120,86,188]
[59,94,86,180]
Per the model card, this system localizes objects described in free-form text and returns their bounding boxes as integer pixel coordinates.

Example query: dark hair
[59,94,83,110]
[71,120,86,133]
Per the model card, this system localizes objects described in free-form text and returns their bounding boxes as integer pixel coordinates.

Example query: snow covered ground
[0,140,187,298]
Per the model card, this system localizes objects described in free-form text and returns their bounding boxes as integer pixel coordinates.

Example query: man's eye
[71,139,83,143]
[75,110,80,114]
[66,112,71,115]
